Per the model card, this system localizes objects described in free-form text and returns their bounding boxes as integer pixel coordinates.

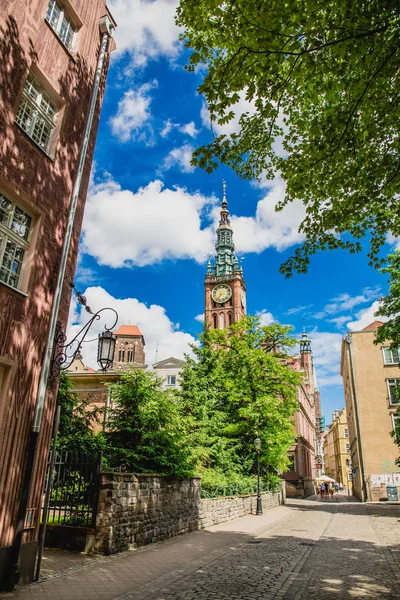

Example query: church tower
[204,183,246,329]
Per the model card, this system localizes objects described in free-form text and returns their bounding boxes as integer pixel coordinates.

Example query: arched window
[127,346,135,362]
[213,314,218,329]
[219,313,225,330]
[228,313,232,326]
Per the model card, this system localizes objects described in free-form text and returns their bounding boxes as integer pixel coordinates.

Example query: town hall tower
[204,183,246,329]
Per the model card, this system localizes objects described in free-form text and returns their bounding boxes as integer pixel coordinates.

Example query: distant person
[320,483,325,498]
[329,485,334,498]
[339,483,344,491]
[334,482,339,492]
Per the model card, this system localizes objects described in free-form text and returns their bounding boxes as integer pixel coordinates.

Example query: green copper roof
[207,182,241,278]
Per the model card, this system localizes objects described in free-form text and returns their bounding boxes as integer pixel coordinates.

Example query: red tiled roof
[114,325,143,337]
[362,320,385,331]
[85,366,96,373]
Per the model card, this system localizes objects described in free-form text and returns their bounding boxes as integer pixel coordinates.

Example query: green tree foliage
[176,0,400,275]
[375,251,400,348]
[56,371,105,454]
[105,369,195,477]
[177,317,300,487]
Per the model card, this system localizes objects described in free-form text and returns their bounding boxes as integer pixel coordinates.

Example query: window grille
[45,0,77,49]
[0,192,32,290]
[15,73,58,154]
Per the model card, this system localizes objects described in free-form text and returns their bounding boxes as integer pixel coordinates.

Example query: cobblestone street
[2,496,400,600]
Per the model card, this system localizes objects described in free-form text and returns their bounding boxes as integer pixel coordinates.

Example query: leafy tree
[375,251,400,348]
[177,317,301,487]
[105,369,195,477]
[56,371,105,454]
[176,0,400,275]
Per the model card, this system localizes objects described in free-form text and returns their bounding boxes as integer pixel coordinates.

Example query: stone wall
[95,474,285,555]
[199,487,285,529]
[95,474,201,554]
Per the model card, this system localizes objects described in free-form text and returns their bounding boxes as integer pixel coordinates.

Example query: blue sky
[71,0,392,425]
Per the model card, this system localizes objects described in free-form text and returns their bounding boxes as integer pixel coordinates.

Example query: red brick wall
[0,0,114,551]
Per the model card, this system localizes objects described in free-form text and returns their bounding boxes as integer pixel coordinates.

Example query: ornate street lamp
[254,437,263,515]
[48,283,118,383]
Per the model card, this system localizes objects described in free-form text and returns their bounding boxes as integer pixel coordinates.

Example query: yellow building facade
[340,321,400,502]
[323,408,351,487]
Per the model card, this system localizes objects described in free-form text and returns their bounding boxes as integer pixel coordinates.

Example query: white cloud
[108,0,181,67]
[314,287,381,322]
[109,81,157,143]
[309,331,344,387]
[347,300,388,331]
[67,287,196,370]
[387,232,400,251]
[180,121,199,138]
[286,305,313,316]
[160,120,200,139]
[256,309,274,326]
[201,92,286,157]
[82,172,309,270]
[227,177,306,253]
[160,119,174,138]
[81,177,216,267]
[195,313,204,323]
[161,144,195,173]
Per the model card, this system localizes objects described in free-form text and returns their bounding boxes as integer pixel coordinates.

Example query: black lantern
[97,330,116,371]
[48,283,118,384]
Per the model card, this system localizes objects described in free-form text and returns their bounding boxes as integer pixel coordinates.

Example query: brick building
[282,332,318,498]
[68,325,147,432]
[201,188,319,498]
[204,183,246,330]
[0,1,115,587]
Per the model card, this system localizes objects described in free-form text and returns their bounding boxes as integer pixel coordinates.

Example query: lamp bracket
[48,283,118,385]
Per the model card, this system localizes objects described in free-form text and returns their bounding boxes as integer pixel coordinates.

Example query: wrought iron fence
[43,451,102,527]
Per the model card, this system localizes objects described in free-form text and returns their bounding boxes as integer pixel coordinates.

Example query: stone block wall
[95,473,201,554]
[95,474,285,555]
[199,487,285,529]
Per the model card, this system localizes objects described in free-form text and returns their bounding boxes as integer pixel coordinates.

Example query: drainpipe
[345,334,368,502]
[6,17,114,590]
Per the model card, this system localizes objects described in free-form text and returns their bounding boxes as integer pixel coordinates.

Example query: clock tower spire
[204,182,246,329]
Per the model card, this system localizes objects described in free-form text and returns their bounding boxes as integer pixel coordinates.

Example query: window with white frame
[127,348,135,363]
[45,0,77,49]
[167,375,176,386]
[344,428,349,438]
[391,413,399,437]
[383,347,400,365]
[345,443,350,453]
[15,74,58,154]
[0,192,32,290]
[387,379,400,405]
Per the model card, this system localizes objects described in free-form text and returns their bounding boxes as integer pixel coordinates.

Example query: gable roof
[362,320,384,331]
[153,357,187,369]
[114,325,144,341]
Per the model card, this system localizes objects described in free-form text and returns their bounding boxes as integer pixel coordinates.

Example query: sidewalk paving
[2,497,400,600]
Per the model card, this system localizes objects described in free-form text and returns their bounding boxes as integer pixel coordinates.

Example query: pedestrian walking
[320,483,325,498]
[329,485,334,499]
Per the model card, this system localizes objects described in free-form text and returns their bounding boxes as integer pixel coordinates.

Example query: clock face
[212,284,232,304]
